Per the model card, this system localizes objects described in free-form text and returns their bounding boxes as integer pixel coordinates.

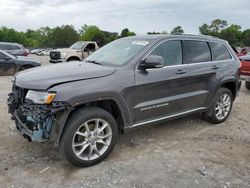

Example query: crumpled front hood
[15,61,116,90]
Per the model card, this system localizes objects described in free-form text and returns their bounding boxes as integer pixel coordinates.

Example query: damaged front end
[7,85,72,143]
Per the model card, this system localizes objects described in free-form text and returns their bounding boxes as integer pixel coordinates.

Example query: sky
[0,0,249,34]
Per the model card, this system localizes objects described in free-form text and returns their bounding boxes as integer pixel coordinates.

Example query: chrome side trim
[127,107,207,128]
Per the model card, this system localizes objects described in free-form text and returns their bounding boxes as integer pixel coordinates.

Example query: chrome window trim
[135,39,234,71]
[135,39,183,71]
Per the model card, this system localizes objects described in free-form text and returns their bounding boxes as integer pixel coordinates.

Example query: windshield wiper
[85,60,102,65]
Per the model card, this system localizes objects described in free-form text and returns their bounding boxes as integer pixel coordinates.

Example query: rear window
[183,41,211,64]
[0,44,11,50]
[209,43,232,61]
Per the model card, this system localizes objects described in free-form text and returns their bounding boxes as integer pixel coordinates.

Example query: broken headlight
[25,90,56,104]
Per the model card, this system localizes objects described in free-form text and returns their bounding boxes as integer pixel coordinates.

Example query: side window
[183,41,211,64]
[11,45,21,50]
[209,43,232,61]
[0,44,11,50]
[85,43,96,52]
[150,40,182,66]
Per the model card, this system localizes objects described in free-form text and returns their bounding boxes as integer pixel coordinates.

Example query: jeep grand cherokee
[7,35,241,167]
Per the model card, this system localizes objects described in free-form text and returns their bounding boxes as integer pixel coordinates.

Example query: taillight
[23,49,29,56]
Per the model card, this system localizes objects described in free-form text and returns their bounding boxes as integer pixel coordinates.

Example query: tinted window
[150,40,182,66]
[10,45,21,50]
[183,41,211,64]
[209,43,232,61]
[0,44,11,50]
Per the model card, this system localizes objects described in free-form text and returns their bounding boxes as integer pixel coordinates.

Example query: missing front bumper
[8,95,71,142]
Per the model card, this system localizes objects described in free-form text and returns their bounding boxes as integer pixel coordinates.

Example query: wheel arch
[66,56,81,61]
[55,97,131,146]
[219,79,237,99]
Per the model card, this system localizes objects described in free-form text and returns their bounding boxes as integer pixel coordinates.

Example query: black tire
[60,107,118,167]
[67,57,80,62]
[204,87,233,124]
[245,81,250,90]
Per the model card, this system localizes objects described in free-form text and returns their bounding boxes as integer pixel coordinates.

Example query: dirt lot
[0,55,250,188]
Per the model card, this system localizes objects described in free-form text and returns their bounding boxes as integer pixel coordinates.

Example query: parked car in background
[30,49,43,55]
[38,48,53,56]
[239,55,250,89]
[8,35,241,167]
[49,41,99,63]
[238,47,250,57]
[0,42,29,56]
[0,50,40,76]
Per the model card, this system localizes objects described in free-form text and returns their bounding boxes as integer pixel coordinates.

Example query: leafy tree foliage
[242,29,250,46]
[80,25,106,46]
[0,20,249,48]
[171,26,184,34]
[199,19,249,47]
[120,28,136,38]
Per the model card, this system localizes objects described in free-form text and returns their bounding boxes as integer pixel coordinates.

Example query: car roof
[125,34,227,43]
[0,41,21,46]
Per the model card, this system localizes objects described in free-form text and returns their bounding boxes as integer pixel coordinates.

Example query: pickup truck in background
[239,55,250,90]
[49,41,99,63]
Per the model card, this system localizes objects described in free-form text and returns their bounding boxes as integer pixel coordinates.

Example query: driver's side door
[133,40,191,124]
[0,52,15,76]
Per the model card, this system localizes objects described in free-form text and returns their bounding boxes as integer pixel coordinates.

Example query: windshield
[85,39,150,66]
[70,41,86,50]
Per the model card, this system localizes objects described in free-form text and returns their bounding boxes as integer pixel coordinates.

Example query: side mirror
[139,55,164,70]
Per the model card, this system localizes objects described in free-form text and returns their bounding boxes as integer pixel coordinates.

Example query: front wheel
[60,107,118,167]
[204,88,233,124]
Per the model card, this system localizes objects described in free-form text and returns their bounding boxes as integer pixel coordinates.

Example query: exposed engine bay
[7,87,70,142]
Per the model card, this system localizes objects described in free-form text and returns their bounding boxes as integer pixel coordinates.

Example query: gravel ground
[0,55,250,188]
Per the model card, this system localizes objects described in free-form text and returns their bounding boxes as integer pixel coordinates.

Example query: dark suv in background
[7,34,241,167]
[0,42,29,56]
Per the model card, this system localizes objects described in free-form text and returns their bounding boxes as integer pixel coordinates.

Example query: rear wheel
[245,81,250,90]
[60,107,118,167]
[204,88,233,124]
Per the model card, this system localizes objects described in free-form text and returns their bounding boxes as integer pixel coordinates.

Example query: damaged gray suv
[8,35,241,167]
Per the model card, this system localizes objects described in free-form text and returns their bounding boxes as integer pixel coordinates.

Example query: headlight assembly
[60,52,67,59]
[25,90,56,104]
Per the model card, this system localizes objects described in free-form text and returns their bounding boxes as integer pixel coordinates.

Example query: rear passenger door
[183,40,224,108]
[209,42,235,79]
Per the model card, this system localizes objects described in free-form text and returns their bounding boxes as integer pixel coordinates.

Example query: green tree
[220,24,242,46]
[242,29,250,46]
[210,19,228,32]
[120,28,136,38]
[199,24,211,35]
[171,26,184,34]
[48,25,79,48]
[102,31,119,44]
[80,25,105,46]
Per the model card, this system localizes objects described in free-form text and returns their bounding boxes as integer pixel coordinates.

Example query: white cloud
[0,0,249,34]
